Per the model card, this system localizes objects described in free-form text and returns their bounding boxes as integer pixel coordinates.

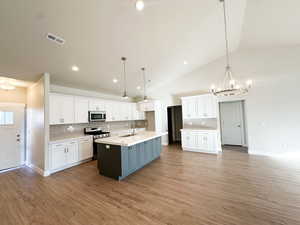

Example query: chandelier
[210,0,252,96]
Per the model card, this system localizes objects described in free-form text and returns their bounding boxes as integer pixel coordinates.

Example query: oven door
[89,111,106,122]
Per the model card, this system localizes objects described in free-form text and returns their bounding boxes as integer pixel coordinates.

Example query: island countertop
[95,131,168,147]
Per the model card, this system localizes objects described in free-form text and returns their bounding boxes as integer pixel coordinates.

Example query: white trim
[0,166,23,174]
[26,164,50,177]
[182,147,219,154]
[248,150,273,157]
[48,158,93,175]
[162,141,168,146]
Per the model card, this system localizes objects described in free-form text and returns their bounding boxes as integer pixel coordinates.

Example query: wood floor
[1,145,300,225]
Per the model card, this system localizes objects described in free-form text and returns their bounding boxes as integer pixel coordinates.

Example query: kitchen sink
[120,134,136,138]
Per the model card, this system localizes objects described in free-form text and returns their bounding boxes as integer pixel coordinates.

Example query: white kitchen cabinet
[106,101,121,121]
[66,141,79,164]
[50,140,78,170]
[122,103,133,121]
[181,130,220,154]
[49,136,92,173]
[182,98,197,119]
[181,94,217,119]
[50,93,75,125]
[138,101,156,112]
[51,143,67,170]
[89,99,106,111]
[131,103,145,120]
[78,136,93,161]
[75,96,89,124]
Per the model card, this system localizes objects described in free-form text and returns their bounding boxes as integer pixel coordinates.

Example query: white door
[220,101,244,145]
[0,104,25,171]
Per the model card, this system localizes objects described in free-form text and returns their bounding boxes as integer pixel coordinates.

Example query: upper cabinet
[50,93,146,125]
[74,96,89,124]
[181,94,218,119]
[50,93,75,125]
[131,103,145,120]
[138,101,156,112]
[89,99,106,111]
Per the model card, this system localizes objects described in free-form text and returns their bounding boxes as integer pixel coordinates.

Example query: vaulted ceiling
[0,0,299,97]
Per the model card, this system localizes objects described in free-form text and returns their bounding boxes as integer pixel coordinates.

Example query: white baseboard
[48,158,93,176]
[0,166,23,174]
[26,164,50,177]
[182,147,218,155]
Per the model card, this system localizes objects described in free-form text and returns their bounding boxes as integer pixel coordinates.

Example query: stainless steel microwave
[89,111,106,122]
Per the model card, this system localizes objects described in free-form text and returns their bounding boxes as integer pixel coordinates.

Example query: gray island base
[97,137,162,180]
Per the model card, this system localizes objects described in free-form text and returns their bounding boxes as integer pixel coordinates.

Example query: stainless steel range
[84,127,110,160]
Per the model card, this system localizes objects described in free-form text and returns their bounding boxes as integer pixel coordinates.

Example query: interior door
[0,104,25,171]
[220,101,244,145]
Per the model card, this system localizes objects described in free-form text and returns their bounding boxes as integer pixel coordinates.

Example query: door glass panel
[0,111,14,125]
[0,111,4,125]
[5,112,14,125]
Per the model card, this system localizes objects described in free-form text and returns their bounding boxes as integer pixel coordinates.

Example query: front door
[0,104,25,171]
[220,101,244,146]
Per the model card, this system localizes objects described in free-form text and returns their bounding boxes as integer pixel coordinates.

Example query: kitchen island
[95,131,166,180]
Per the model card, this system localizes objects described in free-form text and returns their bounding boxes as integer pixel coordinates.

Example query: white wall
[26,74,50,173]
[50,84,134,102]
[0,87,27,104]
[149,46,300,156]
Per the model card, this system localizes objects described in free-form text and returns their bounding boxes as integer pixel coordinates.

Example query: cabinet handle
[64,148,67,153]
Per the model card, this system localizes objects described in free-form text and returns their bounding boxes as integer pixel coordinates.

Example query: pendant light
[121,57,129,99]
[141,67,148,102]
[210,0,253,96]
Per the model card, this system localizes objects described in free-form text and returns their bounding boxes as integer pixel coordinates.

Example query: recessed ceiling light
[135,0,145,11]
[136,86,141,90]
[72,65,79,71]
[113,78,118,83]
[184,60,188,65]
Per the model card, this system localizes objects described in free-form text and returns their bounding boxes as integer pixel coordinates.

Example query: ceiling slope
[0,0,246,96]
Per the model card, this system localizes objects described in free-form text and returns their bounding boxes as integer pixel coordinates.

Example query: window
[0,111,14,125]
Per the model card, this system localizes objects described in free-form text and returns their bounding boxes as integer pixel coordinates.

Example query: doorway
[0,103,25,171]
[167,105,183,145]
[219,101,247,152]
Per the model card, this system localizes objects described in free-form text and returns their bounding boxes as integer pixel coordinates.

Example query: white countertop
[95,131,168,147]
[180,128,218,132]
[50,134,92,143]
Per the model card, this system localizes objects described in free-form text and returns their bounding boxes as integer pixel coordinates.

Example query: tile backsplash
[50,120,146,140]
[183,118,218,130]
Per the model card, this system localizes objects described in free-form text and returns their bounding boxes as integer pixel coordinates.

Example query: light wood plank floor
[1,145,300,225]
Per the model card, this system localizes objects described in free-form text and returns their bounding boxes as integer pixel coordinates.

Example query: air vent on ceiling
[46,33,65,45]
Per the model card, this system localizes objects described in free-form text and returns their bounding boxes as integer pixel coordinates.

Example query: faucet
[131,128,136,136]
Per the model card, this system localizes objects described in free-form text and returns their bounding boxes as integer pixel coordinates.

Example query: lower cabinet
[78,137,93,161]
[50,136,93,173]
[181,130,221,154]
[97,137,162,180]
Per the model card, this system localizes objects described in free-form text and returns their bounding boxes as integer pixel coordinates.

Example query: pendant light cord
[142,67,146,99]
[122,57,127,94]
[222,0,230,69]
